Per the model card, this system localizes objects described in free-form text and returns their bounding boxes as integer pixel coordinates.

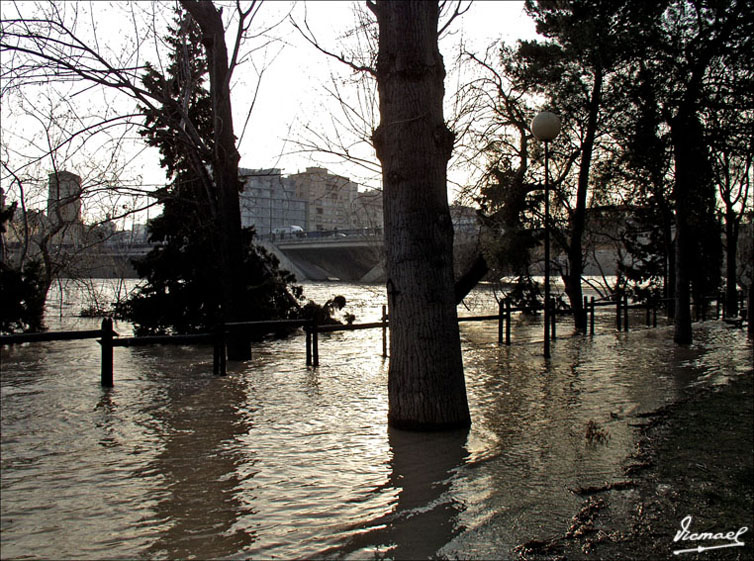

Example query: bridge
[3,228,483,283]
[259,227,484,283]
[261,229,385,282]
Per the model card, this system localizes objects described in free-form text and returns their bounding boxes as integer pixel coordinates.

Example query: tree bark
[670,108,712,344]
[673,209,693,344]
[370,0,470,430]
[564,64,603,332]
[181,1,249,359]
[749,263,754,337]
[664,214,675,319]
[455,254,488,304]
[724,209,739,317]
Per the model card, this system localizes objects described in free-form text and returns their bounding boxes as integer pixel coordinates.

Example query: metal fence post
[100,318,114,387]
[583,296,589,334]
[312,316,319,367]
[305,325,312,366]
[498,301,504,345]
[590,296,595,335]
[550,298,556,340]
[382,305,388,358]
[213,325,226,376]
[505,298,511,346]
[616,291,622,331]
[624,293,629,332]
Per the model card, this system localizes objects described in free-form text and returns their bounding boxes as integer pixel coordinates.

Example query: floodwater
[1,280,751,559]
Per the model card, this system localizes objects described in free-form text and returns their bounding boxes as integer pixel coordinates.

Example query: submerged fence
[1,292,745,387]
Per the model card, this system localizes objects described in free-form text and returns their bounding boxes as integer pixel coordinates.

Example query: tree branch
[290,13,376,76]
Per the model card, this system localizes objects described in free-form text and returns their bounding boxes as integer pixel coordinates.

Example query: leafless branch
[289,10,376,76]
[438,0,473,36]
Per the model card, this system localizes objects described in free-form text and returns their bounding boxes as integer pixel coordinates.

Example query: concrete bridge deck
[6,230,620,282]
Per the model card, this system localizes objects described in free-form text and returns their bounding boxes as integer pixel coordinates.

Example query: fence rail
[2,291,746,387]
[112,334,215,347]
[0,329,104,345]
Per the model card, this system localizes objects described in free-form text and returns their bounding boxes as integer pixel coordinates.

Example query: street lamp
[531,111,561,359]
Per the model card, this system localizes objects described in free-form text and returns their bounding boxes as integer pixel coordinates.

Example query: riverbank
[517,367,754,560]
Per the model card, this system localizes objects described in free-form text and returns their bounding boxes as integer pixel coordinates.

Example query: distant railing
[1,303,509,386]
[2,292,745,387]
[258,227,384,243]
[584,290,745,334]
[0,314,391,386]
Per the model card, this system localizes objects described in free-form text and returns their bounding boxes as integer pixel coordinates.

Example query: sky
[238,1,539,188]
[1,1,540,225]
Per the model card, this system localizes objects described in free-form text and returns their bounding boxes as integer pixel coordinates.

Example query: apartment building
[287,167,360,232]
[238,168,308,235]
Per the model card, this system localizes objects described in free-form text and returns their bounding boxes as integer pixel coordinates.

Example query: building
[131,223,149,243]
[239,168,308,236]
[351,189,384,232]
[47,170,84,244]
[239,166,384,236]
[287,167,359,232]
[47,171,82,226]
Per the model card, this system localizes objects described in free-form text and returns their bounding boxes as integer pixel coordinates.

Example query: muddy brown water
[1,281,751,559]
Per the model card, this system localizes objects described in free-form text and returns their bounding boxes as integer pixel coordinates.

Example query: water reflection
[140,375,256,559]
[383,429,469,558]
[94,390,119,449]
[324,428,469,560]
[1,282,751,559]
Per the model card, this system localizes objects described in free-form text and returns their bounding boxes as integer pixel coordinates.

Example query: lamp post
[531,111,561,359]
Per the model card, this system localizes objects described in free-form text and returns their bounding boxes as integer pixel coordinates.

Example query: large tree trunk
[671,108,715,344]
[664,213,675,319]
[370,0,470,430]
[746,262,754,336]
[673,207,693,344]
[671,111,695,344]
[182,1,248,359]
[724,209,739,317]
[564,64,603,332]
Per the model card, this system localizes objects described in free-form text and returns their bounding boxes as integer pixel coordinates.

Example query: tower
[47,171,82,225]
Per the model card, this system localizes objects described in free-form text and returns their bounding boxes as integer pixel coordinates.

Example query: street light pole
[531,111,561,359]
[543,139,552,358]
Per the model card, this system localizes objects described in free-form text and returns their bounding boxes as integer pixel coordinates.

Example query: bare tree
[288,2,382,189]
[1,1,285,349]
[705,57,753,319]
[368,0,471,430]
[292,1,473,428]
[0,82,155,330]
[715,137,752,318]
[453,46,539,279]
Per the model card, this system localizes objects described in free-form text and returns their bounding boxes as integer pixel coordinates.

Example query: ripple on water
[2,282,751,559]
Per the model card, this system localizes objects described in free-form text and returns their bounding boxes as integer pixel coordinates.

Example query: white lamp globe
[531,111,562,141]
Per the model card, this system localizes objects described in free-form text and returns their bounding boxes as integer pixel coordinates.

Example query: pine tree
[117,9,302,335]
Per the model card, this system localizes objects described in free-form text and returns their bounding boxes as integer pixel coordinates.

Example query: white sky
[2,0,539,224]
[238,0,539,187]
